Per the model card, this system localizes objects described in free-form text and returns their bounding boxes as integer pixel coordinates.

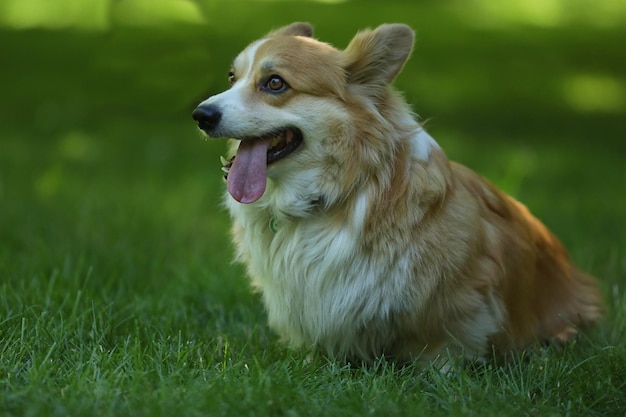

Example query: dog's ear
[342,24,414,88]
[269,22,314,38]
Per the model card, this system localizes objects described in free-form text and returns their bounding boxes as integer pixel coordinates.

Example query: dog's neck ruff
[412,128,440,161]
[267,195,325,233]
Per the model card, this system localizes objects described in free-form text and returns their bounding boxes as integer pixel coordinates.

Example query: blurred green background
[0,2,625,415]
[1,0,624,329]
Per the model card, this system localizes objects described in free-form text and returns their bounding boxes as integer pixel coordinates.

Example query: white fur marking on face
[411,128,440,161]
[239,39,269,84]
[198,39,269,109]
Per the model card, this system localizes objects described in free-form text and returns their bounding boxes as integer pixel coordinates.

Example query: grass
[1,1,625,416]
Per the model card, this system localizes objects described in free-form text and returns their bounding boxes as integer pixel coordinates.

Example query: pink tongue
[227,138,271,203]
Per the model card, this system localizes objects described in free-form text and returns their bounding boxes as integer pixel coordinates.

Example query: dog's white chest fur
[228,197,420,358]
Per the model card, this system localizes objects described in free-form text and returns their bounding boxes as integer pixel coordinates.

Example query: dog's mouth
[222,128,303,204]
[266,128,303,165]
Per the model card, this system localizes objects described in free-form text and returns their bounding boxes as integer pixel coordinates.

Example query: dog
[192,22,604,364]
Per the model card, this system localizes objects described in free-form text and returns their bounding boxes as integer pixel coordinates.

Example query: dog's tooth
[221,166,230,173]
[271,136,282,147]
[220,156,229,166]
[283,130,294,144]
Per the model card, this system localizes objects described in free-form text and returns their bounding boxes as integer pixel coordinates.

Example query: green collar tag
[269,217,280,233]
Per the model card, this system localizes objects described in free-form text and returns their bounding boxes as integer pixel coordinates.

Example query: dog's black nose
[192,104,222,132]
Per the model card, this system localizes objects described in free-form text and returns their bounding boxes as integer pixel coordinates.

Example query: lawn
[0,0,625,416]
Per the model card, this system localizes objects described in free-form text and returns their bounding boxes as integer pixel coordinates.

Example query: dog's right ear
[269,22,314,38]
[342,24,414,92]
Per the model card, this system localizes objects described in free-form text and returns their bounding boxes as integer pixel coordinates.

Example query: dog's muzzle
[192,104,222,133]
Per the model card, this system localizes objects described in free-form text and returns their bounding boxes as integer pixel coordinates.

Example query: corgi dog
[192,23,604,363]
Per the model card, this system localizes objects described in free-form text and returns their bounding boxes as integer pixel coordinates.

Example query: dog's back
[448,163,604,354]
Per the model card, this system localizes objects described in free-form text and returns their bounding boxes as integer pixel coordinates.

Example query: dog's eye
[265,75,288,93]
[228,71,236,86]
[268,76,284,91]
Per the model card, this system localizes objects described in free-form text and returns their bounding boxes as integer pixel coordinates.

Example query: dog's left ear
[269,22,314,38]
[342,24,414,88]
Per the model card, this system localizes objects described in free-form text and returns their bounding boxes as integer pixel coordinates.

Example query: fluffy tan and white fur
[192,23,604,363]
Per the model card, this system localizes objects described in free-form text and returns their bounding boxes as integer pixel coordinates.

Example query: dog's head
[193,23,415,207]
